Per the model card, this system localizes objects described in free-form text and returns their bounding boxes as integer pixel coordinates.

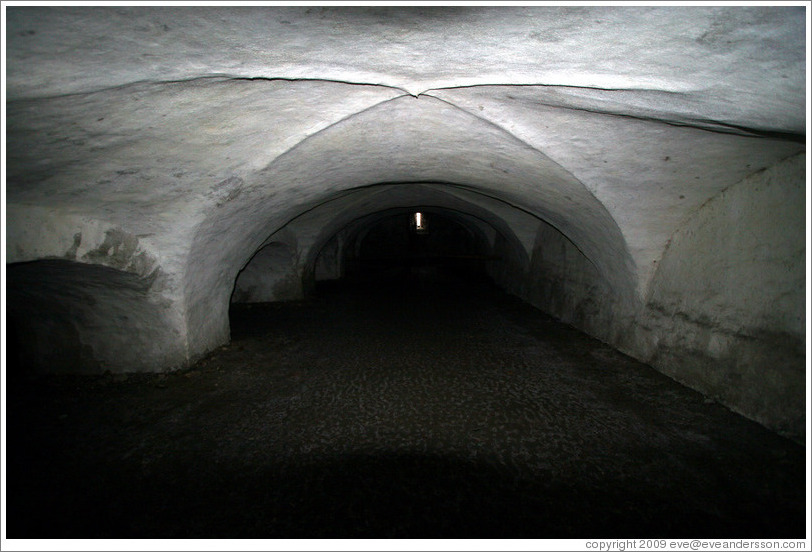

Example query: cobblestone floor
[6,274,807,538]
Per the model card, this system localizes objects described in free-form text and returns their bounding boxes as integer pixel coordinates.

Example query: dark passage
[341,209,496,285]
[6,273,805,538]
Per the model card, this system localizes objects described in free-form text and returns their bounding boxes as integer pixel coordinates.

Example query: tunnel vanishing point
[3,6,808,445]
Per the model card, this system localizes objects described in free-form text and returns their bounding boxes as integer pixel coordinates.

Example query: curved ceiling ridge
[248,93,638,298]
[255,93,411,174]
[7,75,411,103]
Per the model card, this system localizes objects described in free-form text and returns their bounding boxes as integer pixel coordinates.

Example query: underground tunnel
[2,5,808,540]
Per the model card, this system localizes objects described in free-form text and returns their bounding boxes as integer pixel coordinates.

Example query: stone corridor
[6,274,805,538]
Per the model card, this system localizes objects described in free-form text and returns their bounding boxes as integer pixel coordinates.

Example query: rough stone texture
[4,7,807,442]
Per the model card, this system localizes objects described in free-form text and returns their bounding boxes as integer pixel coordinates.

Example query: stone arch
[183,94,637,362]
[296,183,533,295]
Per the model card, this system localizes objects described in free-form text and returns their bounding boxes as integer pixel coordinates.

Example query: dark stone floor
[6,272,808,538]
